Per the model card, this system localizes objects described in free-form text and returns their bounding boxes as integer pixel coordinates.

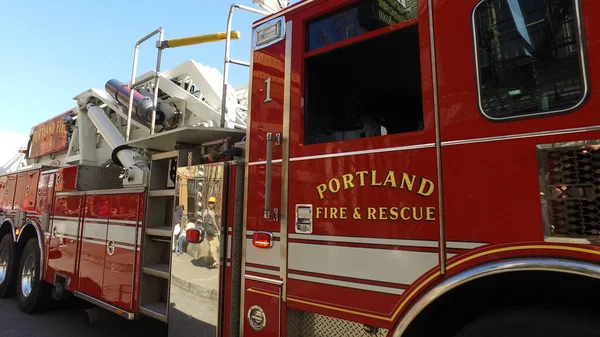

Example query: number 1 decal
[264,77,272,103]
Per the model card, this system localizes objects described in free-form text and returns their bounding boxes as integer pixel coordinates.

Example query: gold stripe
[247,288,279,298]
[247,245,600,322]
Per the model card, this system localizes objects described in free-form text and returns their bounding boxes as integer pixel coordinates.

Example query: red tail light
[252,231,273,248]
[186,228,204,243]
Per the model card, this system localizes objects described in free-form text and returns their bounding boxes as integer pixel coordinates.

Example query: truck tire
[16,238,50,314]
[0,233,18,298]
[453,307,600,337]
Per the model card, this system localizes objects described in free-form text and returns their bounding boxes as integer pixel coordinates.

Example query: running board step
[146,226,172,237]
[74,291,135,320]
[139,302,168,323]
[143,264,169,279]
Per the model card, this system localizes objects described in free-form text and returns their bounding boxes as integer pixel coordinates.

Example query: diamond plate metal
[538,141,600,239]
[286,308,389,337]
[76,165,124,191]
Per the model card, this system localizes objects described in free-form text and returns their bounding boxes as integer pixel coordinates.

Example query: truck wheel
[453,307,600,337]
[0,233,17,298]
[16,238,50,314]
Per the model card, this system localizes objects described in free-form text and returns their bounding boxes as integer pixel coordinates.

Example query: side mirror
[186,228,204,244]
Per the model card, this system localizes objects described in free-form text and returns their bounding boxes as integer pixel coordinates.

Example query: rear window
[473,0,587,121]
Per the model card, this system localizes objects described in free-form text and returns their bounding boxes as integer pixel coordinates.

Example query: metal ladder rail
[126,28,165,142]
[220,4,270,128]
[124,29,244,141]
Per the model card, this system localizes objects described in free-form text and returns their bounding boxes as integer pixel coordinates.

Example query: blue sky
[0,0,272,138]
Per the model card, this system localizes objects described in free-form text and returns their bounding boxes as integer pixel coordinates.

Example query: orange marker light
[252,232,273,248]
[15,228,20,236]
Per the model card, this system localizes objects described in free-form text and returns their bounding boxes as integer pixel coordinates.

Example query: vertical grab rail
[264,132,273,219]
[220,4,269,128]
[125,27,165,141]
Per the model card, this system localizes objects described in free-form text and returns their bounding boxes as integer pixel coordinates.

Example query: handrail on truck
[124,28,244,141]
[221,4,270,128]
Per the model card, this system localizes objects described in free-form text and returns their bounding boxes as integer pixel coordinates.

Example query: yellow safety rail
[160,31,242,49]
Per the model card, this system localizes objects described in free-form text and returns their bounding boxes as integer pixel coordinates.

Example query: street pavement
[0,297,168,337]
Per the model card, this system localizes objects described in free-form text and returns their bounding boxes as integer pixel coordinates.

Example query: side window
[473,0,587,120]
[303,0,423,145]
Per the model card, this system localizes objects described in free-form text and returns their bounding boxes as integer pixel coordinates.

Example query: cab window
[303,0,423,145]
[473,0,587,120]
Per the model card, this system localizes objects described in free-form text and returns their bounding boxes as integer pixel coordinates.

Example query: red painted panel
[36,173,55,215]
[249,40,286,163]
[0,176,7,211]
[46,196,82,288]
[243,280,281,337]
[77,195,110,299]
[14,170,39,211]
[55,166,78,192]
[132,194,144,311]
[246,164,282,234]
[102,194,140,311]
[2,175,17,210]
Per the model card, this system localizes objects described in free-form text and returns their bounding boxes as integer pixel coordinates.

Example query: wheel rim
[0,248,9,284]
[21,254,35,298]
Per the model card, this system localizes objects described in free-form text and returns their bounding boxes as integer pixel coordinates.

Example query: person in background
[173,205,184,252]
[176,218,196,256]
[202,196,220,268]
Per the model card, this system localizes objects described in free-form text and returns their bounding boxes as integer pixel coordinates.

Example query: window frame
[300,0,425,147]
[471,0,590,122]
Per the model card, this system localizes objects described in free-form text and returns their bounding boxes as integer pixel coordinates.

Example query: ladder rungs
[143,264,170,279]
[139,302,168,323]
[149,189,175,197]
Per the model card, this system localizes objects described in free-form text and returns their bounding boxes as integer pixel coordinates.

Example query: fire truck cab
[1,0,600,336]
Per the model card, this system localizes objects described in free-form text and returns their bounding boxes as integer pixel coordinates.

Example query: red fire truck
[1,0,599,336]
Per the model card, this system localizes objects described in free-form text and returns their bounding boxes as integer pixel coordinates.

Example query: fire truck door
[78,195,110,300]
[47,195,82,286]
[168,163,227,337]
[101,193,141,311]
[282,10,442,322]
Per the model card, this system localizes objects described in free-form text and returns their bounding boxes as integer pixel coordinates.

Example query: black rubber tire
[16,238,51,314]
[0,233,18,298]
[454,307,600,337]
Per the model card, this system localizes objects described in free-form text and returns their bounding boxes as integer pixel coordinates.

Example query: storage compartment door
[78,195,110,299]
[102,193,141,311]
[168,163,227,337]
[47,195,82,286]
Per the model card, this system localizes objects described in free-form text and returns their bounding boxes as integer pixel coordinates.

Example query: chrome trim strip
[248,143,435,165]
[427,0,446,274]
[246,266,280,276]
[392,258,600,337]
[239,21,257,337]
[247,125,600,166]
[280,20,293,302]
[442,125,600,147]
[245,274,283,286]
[288,272,405,295]
[252,0,316,27]
[74,291,135,320]
[471,0,589,121]
[287,234,487,250]
[56,187,146,197]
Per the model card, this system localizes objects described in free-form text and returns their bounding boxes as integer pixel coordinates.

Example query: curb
[170,272,219,302]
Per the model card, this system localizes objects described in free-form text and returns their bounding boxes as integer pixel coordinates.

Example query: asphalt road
[0,297,168,337]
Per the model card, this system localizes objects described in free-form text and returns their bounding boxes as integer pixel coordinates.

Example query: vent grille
[538,142,600,239]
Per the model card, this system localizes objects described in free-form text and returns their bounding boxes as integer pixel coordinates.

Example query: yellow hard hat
[208,196,216,203]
